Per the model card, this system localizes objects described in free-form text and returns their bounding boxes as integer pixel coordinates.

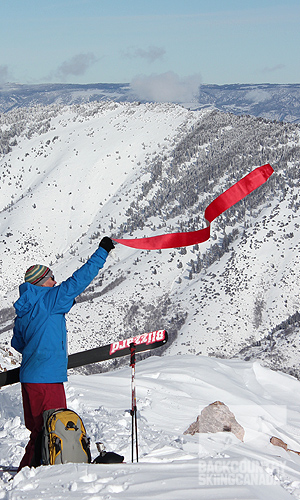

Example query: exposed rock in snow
[184,400,245,441]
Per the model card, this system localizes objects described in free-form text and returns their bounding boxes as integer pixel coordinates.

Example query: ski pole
[130,342,138,462]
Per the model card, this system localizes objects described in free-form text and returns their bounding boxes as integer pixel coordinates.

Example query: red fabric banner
[113,164,274,250]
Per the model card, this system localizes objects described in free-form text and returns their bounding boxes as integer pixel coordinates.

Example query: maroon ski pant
[19,382,67,470]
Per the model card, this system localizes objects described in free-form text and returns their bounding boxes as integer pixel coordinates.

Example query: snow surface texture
[1,355,300,499]
[0,101,300,378]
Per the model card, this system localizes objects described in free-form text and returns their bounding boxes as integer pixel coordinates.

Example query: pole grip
[130,342,136,367]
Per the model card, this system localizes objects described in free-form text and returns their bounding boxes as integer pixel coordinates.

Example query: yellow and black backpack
[41,408,91,465]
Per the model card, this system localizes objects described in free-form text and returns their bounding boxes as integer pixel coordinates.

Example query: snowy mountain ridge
[1,82,300,123]
[0,100,300,378]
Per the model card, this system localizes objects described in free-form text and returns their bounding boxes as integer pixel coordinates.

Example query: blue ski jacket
[11,246,108,383]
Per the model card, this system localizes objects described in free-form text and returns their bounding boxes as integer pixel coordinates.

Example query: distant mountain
[197,83,300,123]
[0,83,131,113]
[1,82,300,123]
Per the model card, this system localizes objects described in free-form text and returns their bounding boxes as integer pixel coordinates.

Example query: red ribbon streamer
[113,164,274,250]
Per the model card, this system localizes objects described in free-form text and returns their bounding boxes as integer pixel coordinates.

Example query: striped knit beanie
[24,265,53,286]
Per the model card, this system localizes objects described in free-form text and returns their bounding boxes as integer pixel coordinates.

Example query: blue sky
[1,0,299,87]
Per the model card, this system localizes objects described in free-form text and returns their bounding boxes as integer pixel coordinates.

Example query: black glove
[99,237,115,253]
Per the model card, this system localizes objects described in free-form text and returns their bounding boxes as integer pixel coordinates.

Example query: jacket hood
[14,282,49,318]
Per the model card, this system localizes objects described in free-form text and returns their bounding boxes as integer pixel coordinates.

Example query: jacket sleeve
[11,320,26,354]
[46,246,108,314]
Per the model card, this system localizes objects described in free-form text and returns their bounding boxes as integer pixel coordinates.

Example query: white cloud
[124,46,165,63]
[262,64,285,74]
[0,65,10,84]
[130,71,202,103]
[55,53,97,80]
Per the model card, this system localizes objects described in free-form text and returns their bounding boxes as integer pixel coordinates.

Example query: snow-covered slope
[1,101,300,377]
[1,101,300,498]
[1,355,300,499]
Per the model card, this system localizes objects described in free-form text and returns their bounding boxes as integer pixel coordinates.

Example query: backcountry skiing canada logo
[109,330,167,355]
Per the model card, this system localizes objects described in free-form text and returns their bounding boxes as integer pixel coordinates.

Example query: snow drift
[1,355,300,499]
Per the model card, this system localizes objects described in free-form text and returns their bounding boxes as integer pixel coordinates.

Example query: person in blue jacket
[11,236,115,470]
